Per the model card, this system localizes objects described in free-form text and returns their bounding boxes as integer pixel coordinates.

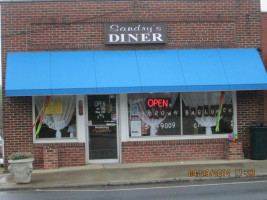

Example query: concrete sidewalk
[0,159,267,191]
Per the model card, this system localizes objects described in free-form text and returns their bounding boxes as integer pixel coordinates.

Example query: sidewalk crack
[103,164,111,185]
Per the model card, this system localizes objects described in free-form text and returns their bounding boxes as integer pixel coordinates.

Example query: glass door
[88,95,118,161]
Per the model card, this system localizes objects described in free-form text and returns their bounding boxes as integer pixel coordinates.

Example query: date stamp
[188,169,255,177]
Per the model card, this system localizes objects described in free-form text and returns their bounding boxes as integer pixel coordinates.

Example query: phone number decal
[188,169,255,177]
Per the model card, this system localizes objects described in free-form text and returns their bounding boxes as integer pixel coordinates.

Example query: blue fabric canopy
[5,49,267,96]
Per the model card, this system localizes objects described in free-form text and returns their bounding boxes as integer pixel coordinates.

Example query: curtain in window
[129,93,178,136]
[35,96,76,138]
[182,92,232,135]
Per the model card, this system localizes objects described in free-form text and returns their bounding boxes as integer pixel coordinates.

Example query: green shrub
[8,152,33,160]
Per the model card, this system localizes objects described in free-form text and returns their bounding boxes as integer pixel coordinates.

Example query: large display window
[34,96,77,139]
[182,92,233,135]
[128,93,181,137]
[128,92,234,137]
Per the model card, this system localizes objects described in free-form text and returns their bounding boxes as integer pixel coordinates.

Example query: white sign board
[130,121,142,137]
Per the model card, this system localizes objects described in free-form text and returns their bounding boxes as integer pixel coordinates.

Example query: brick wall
[226,141,243,160]
[58,143,86,167]
[262,13,267,69]
[1,0,263,168]
[264,90,267,121]
[122,139,228,163]
[43,145,59,169]
[237,90,264,158]
[262,13,267,121]
[2,96,33,167]
[33,143,85,169]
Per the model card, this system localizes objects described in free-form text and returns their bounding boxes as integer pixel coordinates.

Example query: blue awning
[5,49,267,96]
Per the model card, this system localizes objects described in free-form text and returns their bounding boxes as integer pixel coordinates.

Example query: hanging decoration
[228,132,238,142]
[215,91,225,132]
[31,96,51,137]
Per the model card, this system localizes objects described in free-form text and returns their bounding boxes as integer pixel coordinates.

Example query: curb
[1,174,267,192]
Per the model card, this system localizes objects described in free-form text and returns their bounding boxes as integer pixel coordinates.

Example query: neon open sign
[146,98,171,108]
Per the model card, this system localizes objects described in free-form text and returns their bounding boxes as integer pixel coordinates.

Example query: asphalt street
[0,177,267,200]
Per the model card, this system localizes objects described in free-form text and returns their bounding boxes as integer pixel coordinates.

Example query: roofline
[0,0,115,3]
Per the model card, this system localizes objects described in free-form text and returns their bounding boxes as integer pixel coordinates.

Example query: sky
[0,1,267,85]
[262,0,267,11]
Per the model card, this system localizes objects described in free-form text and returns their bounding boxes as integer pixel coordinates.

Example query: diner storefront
[2,0,267,169]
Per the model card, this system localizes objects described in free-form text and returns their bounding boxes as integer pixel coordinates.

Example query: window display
[128,92,234,137]
[182,91,233,135]
[34,96,76,139]
[128,93,181,137]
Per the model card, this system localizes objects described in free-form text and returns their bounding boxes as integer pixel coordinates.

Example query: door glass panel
[88,95,117,160]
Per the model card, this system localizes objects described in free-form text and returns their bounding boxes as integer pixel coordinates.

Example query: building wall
[1,0,263,168]
[122,139,228,163]
[33,143,85,169]
[262,13,267,120]
[236,90,264,158]
[262,13,267,68]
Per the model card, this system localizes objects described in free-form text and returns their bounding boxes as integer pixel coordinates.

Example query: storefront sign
[45,102,62,114]
[190,107,196,117]
[204,105,210,117]
[183,106,190,117]
[210,106,218,117]
[153,108,160,119]
[197,106,203,117]
[131,121,142,137]
[88,95,114,125]
[182,105,233,118]
[166,108,172,119]
[92,126,112,133]
[223,104,233,116]
[146,98,170,108]
[160,122,176,130]
[104,23,167,44]
[172,108,180,118]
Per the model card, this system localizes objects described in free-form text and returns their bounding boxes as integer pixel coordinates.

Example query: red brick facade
[262,13,267,121]
[226,141,243,160]
[43,145,59,169]
[122,139,229,163]
[262,13,267,69]
[237,90,264,158]
[34,143,85,169]
[1,0,264,168]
